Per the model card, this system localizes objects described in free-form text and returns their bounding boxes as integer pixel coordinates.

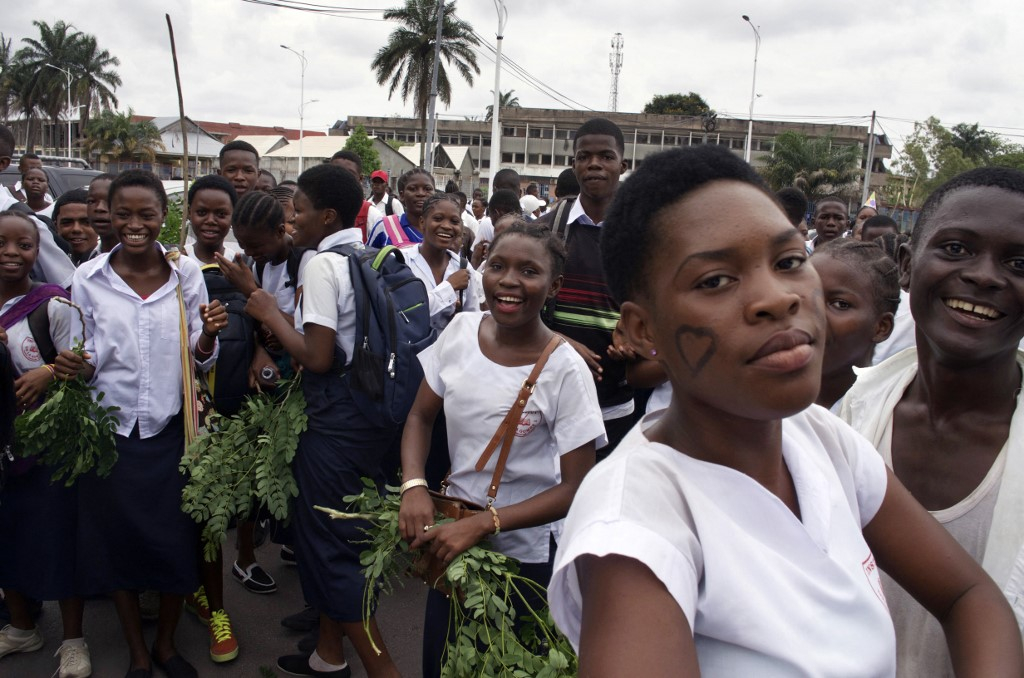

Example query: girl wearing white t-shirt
[548,146,1022,677]
[399,222,605,678]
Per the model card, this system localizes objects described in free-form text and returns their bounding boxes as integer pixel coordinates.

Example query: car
[0,165,102,201]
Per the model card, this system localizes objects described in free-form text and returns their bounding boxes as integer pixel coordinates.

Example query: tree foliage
[371,0,480,165]
[81,108,164,163]
[485,89,519,122]
[643,92,713,117]
[343,124,381,174]
[760,132,862,200]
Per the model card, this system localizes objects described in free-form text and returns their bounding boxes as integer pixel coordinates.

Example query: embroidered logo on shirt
[21,336,39,363]
[863,552,887,606]
[515,410,543,437]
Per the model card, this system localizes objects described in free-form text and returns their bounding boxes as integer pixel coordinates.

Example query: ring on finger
[423,524,434,532]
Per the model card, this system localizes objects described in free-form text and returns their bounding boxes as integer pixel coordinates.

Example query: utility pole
[741,15,761,164]
[424,0,445,173]
[608,33,623,112]
[488,0,508,196]
[861,110,878,206]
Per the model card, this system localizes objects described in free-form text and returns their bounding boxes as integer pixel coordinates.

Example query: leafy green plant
[14,302,120,486]
[160,199,183,246]
[181,375,307,561]
[318,479,578,677]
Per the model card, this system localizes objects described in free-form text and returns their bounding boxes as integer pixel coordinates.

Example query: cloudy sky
[6,0,1024,160]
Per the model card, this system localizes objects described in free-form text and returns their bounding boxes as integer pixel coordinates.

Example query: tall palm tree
[0,34,14,124]
[14,20,83,152]
[760,131,861,200]
[484,89,519,122]
[371,0,480,165]
[71,35,121,134]
[81,108,163,166]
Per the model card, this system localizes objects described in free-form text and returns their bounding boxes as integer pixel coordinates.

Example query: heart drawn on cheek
[674,325,718,377]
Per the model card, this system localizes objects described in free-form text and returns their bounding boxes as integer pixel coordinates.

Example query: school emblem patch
[862,552,887,606]
[515,410,543,437]
[21,335,39,363]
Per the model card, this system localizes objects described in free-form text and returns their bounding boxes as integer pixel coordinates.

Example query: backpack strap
[473,334,563,505]
[286,247,306,288]
[27,303,58,364]
[356,202,371,241]
[382,214,410,247]
[385,196,395,217]
[551,197,576,241]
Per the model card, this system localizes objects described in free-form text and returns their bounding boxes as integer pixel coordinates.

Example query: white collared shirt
[370,194,404,218]
[405,246,481,331]
[0,185,76,288]
[565,196,598,227]
[294,228,362,365]
[72,245,217,438]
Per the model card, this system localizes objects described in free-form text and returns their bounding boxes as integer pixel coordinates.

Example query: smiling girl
[183,175,239,265]
[548,146,1023,677]
[366,168,434,249]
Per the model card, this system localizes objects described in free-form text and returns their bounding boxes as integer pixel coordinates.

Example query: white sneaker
[0,623,43,658]
[55,641,92,678]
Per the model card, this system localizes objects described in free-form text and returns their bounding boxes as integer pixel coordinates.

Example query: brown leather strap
[474,333,563,505]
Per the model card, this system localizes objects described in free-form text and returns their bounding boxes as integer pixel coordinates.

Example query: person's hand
[244,289,279,324]
[260,324,283,352]
[214,252,258,297]
[471,240,490,269]
[448,268,470,292]
[200,300,227,337]
[418,513,493,562]
[399,486,438,545]
[607,319,640,362]
[14,366,53,408]
[561,334,603,381]
[54,349,89,380]
[249,348,279,390]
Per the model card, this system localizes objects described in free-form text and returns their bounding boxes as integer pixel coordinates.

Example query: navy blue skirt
[294,369,399,622]
[0,461,78,600]
[75,414,199,595]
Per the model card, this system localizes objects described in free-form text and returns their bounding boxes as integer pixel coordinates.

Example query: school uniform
[404,247,482,331]
[365,213,423,250]
[0,289,83,601]
[549,406,897,677]
[0,186,76,288]
[291,228,400,622]
[71,246,217,595]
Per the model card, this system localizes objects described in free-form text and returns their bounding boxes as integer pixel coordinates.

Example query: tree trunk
[25,116,36,153]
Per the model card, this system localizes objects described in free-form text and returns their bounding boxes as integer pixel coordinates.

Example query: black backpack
[0,342,16,495]
[320,243,434,427]
[200,264,256,417]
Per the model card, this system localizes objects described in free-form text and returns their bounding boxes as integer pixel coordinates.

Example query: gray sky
[6,0,1024,161]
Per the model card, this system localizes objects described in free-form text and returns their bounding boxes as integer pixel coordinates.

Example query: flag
[864,192,877,209]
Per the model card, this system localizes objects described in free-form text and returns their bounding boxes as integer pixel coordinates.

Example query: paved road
[3,531,428,677]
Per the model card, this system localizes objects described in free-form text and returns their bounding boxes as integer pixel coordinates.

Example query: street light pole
[45,63,73,161]
[488,0,508,196]
[741,15,761,164]
[281,45,307,175]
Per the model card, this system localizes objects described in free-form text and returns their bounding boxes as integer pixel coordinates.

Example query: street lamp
[741,15,761,164]
[488,0,508,196]
[280,44,308,174]
[45,63,73,161]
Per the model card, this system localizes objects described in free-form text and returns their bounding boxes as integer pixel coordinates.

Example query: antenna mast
[609,33,623,112]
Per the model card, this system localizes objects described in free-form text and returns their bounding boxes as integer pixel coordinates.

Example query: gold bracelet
[400,478,429,496]
[488,506,500,535]
[43,364,56,379]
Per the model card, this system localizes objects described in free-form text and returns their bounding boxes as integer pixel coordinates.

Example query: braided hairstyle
[232,189,284,234]
[813,238,900,315]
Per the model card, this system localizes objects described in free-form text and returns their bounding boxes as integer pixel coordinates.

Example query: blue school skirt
[0,460,78,600]
[75,413,199,595]
[294,369,398,622]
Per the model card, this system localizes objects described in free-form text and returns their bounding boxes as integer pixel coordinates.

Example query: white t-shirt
[257,249,315,317]
[0,295,82,375]
[294,229,361,363]
[418,312,606,563]
[405,246,481,331]
[183,243,239,265]
[549,406,896,677]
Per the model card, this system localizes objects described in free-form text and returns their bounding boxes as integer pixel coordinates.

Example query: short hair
[492,168,521,194]
[90,173,116,186]
[873,231,909,263]
[0,125,14,158]
[602,145,772,303]
[860,214,898,237]
[108,169,167,212]
[258,169,278,187]
[219,140,259,162]
[270,185,295,204]
[420,191,462,221]
[188,174,238,207]
[331,150,362,172]
[443,179,459,193]
[813,195,847,217]
[574,118,626,154]
[855,205,877,219]
[19,152,40,164]
[776,187,808,226]
[812,238,900,316]
[279,179,298,188]
[296,163,363,229]
[487,189,522,218]
[0,209,40,242]
[912,166,1024,251]
[398,168,434,193]
[232,189,284,233]
[555,168,580,198]
[53,188,89,223]
[490,220,568,279]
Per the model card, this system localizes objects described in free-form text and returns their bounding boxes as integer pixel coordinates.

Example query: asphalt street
[3,530,428,677]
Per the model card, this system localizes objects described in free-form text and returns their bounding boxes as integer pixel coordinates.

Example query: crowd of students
[1,112,1023,678]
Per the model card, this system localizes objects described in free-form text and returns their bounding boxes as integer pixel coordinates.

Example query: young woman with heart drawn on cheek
[546,145,1023,678]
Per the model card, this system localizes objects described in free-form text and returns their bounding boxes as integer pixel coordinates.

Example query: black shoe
[297,628,317,654]
[232,560,277,594]
[125,669,152,678]
[152,649,198,678]
[277,653,351,677]
[281,605,318,632]
[280,545,297,566]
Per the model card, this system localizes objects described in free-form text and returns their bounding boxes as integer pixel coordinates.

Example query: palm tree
[948,122,1000,163]
[13,20,83,152]
[484,89,519,122]
[0,33,14,124]
[760,132,862,200]
[371,0,480,165]
[81,108,164,166]
[71,35,121,134]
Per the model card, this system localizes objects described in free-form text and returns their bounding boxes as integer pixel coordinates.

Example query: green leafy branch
[180,375,307,561]
[14,334,120,487]
[318,479,578,677]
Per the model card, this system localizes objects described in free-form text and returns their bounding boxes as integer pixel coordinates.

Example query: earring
[650,349,658,357]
